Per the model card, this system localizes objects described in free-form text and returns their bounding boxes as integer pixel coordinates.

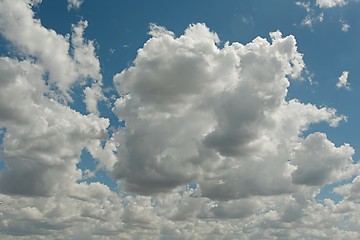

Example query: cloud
[1,2,360,238]
[0,2,119,237]
[337,71,351,90]
[296,0,356,30]
[342,22,351,32]
[29,0,42,5]
[291,132,356,186]
[0,0,111,197]
[296,2,325,29]
[68,0,84,10]
[316,0,348,8]
[71,20,102,83]
[111,24,354,203]
[340,19,351,32]
[0,58,110,197]
[333,176,360,201]
[0,0,102,104]
[71,19,105,114]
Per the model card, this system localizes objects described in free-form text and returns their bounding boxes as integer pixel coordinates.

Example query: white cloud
[84,83,104,115]
[111,24,354,203]
[71,19,105,114]
[341,19,351,32]
[0,1,111,199]
[71,20,102,83]
[0,57,110,197]
[296,1,312,12]
[296,2,325,29]
[337,71,351,90]
[0,2,120,237]
[342,23,351,32]
[333,176,360,201]
[67,0,84,10]
[296,0,355,30]
[291,132,357,186]
[1,3,360,237]
[0,0,102,104]
[0,0,74,99]
[29,0,42,6]
[316,0,348,8]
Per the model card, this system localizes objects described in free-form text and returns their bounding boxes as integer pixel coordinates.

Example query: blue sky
[0,0,360,239]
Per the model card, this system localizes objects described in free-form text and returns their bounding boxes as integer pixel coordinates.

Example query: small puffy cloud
[68,0,84,10]
[342,23,351,32]
[340,19,351,32]
[316,0,348,8]
[337,71,351,90]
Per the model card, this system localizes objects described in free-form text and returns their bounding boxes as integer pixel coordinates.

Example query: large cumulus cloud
[112,23,354,201]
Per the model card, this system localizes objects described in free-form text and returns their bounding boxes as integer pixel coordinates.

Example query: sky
[0,0,360,239]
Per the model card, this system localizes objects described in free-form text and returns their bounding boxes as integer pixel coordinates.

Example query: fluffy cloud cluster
[0,0,113,199]
[0,0,102,105]
[316,0,348,8]
[109,23,360,238]
[0,57,109,196]
[0,1,120,237]
[1,1,360,239]
[112,23,352,199]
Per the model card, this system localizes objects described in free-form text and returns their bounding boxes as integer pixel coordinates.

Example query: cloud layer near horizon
[0,0,360,239]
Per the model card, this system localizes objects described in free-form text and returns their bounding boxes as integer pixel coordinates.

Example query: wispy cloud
[340,19,351,32]
[296,1,324,29]
[67,0,84,10]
